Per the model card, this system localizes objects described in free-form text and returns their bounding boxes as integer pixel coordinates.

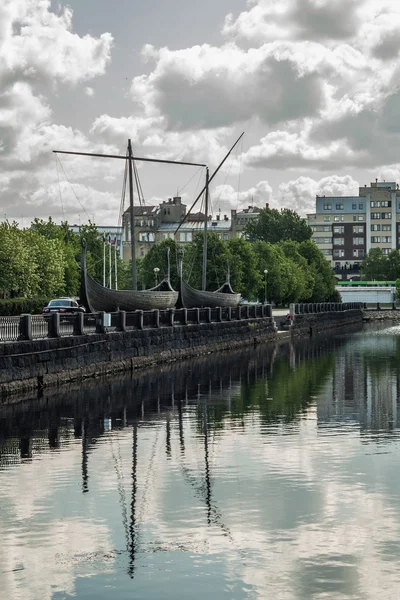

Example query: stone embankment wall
[289,309,363,336]
[363,310,400,322]
[0,318,277,395]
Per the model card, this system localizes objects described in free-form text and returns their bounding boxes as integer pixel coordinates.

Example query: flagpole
[109,238,112,288]
[103,237,106,286]
[114,239,118,290]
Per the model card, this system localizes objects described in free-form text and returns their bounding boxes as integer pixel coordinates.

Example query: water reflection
[2,324,400,599]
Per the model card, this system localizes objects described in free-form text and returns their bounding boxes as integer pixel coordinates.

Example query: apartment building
[307,180,400,272]
[121,196,262,261]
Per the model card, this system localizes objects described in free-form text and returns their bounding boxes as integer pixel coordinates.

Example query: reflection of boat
[175,134,243,309]
[80,238,178,312]
[176,248,241,309]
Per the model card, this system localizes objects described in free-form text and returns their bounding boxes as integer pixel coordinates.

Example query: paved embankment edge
[0,310,363,398]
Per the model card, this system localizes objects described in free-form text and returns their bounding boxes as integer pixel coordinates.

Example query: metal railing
[0,304,274,343]
[290,302,364,316]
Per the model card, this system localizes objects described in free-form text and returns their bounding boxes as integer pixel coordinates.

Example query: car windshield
[48,300,72,307]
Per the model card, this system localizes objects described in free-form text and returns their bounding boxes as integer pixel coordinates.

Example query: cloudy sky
[1,0,400,226]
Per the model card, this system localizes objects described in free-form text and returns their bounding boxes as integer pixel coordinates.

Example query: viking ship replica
[80,239,177,312]
[175,135,243,309]
[54,140,206,312]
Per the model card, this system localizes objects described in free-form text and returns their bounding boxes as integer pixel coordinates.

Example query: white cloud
[212,181,273,214]
[278,175,359,215]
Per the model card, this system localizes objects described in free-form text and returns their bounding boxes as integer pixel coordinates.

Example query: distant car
[42,298,86,316]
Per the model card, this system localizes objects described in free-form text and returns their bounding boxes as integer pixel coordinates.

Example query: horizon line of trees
[0,208,340,305]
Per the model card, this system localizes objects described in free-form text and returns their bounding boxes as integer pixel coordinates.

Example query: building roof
[158,220,232,232]
[122,205,159,217]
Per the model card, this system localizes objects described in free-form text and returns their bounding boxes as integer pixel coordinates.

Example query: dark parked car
[42,298,86,316]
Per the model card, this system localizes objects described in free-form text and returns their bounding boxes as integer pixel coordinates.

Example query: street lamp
[153,267,160,286]
[264,269,268,304]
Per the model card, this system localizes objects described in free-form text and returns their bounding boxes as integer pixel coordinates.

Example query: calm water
[1,323,400,599]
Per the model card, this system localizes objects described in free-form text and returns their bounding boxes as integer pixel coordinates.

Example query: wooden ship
[176,248,241,309]
[175,134,243,309]
[80,240,177,312]
[54,140,205,313]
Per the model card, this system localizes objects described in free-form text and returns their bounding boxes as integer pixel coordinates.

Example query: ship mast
[127,140,137,290]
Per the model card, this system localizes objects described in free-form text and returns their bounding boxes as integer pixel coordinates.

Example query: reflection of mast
[82,416,89,494]
[166,412,171,459]
[177,398,185,455]
[203,397,212,525]
[128,424,138,578]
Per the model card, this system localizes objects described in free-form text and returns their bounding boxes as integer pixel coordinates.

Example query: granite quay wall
[0,303,366,397]
[0,306,276,395]
[289,302,364,336]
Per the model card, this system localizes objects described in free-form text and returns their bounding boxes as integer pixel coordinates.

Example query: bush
[0,297,50,316]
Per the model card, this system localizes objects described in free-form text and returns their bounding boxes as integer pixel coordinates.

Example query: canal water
[1,323,400,599]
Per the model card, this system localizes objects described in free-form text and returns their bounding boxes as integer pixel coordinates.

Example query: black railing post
[117,310,126,332]
[19,314,32,341]
[48,313,60,338]
[96,311,106,333]
[153,309,160,328]
[73,312,84,336]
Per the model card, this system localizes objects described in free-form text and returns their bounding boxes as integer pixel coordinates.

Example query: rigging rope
[55,155,91,220]
[55,155,65,221]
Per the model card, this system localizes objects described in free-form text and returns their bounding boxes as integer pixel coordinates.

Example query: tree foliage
[361,248,400,281]
[0,214,337,307]
[245,207,312,244]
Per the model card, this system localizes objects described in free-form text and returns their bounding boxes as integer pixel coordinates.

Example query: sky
[2,0,400,227]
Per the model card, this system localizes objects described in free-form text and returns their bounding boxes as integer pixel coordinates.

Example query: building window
[382,212,392,219]
[358,216,364,221]
[322,249,331,255]
[140,247,145,257]
[336,203,344,210]
[353,249,364,258]
[382,248,390,255]
[323,203,332,210]
[179,232,186,242]
[333,249,345,258]
[382,236,392,243]
[353,226,364,233]
[186,232,193,242]
[371,212,381,219]
[334,237,344,246]
[223,233,229,241]
[323,216,331,222]
[382,224,392,231]
[353,238,364,245]
[371,236,381,243]
[334,216,344,222]
[352,203,357,210]
[371,224,381,231]
[359,203,364,209]
[333,226,344,233]
[323,226,331,231]
[315,237,332,245]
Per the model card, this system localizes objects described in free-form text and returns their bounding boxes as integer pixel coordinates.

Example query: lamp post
[153,267,160,286]
[264,269,268,304]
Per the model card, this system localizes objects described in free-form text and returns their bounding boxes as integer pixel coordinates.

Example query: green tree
[252,241,292,304]
[298,240,337,301]
[226,237,261,299]
[361,248,387,280]
[245,207,312,244]
[278,240,314,302]
[383,250,400,281]
[140,239,180,289]
[183,232,231,290]
[0,222,38,297]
